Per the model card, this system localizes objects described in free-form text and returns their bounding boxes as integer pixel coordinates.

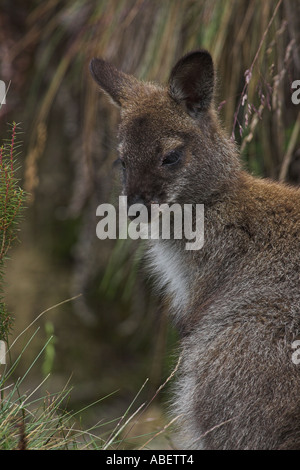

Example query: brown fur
[90,50,300,449]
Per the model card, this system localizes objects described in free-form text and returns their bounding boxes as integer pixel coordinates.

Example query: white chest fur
[147,241,191,317]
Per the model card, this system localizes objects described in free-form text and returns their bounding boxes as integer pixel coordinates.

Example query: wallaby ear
[89,58,138,107]
[168,50,214,117]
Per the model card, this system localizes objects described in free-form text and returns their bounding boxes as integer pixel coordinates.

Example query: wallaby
[89,50,300,450]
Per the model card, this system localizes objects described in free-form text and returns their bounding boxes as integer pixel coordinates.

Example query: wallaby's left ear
[168,50,214,117]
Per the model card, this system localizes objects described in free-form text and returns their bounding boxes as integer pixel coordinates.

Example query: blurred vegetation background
[0,0,299,448]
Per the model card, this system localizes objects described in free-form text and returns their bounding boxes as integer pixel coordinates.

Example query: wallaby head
[90,51,240,212]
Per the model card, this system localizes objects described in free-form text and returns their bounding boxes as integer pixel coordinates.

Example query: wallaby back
[90,50,300,449]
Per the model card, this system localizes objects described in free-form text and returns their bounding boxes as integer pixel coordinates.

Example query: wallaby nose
[127,195,148,221]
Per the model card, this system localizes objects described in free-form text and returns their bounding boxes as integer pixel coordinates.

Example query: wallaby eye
[162,150,182,166]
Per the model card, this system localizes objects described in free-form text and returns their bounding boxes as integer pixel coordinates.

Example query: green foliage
[0,123,26,340]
